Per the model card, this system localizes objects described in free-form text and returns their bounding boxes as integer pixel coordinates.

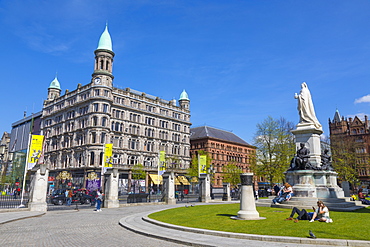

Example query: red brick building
[329,109,370,185]
[190,126,256,188]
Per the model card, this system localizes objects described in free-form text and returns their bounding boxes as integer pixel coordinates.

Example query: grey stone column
[222,183,231,201]
[199,174,211,203]
[234,173,264,220]
[28,165,49,212]
[104,168,120,208]
[162,172,176,205]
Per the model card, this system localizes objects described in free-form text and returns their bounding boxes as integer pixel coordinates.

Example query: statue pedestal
[285,170,344,198]
[291,127,323,168]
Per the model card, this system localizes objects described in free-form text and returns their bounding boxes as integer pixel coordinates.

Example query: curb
[119,208,370,247]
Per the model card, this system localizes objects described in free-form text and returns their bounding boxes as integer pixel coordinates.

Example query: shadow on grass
[351,207,370,213]
[216,213,235,217]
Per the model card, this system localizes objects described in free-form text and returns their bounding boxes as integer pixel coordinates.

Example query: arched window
[99,152,104,166]
[92,116,98,126]
[90,152,95,165]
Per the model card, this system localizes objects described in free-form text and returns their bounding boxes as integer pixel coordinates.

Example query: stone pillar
[162,172,176,205]
[104,168,120,208]
[28,165,48,212]
[199,174,211,203]
[222,183,231,201]
[234,173,264,220]
[341,181,351,197]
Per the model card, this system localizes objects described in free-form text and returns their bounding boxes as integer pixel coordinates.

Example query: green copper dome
[179,89,189,100]
[49,76,61,90]
[97,24,113,51]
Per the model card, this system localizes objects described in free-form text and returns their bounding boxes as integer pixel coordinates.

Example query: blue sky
[1,1,370,144]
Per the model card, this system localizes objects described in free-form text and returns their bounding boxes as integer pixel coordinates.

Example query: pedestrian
[273,184,280,195]
[13,188,17,199]
[95,190,103,212]
[310,201,333,223]
[65,190,73,206]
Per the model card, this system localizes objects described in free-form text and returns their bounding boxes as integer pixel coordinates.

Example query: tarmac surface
[0,203,369,247]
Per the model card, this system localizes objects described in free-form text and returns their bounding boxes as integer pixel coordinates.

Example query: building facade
[190,126,256,188]
[41,25,191,192]
[329,109,370,185]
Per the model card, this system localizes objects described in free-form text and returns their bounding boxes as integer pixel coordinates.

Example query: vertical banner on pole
[158,151,166,175]
[27,135,44,170]
[102,144,113,174]
[104,144,113,167]
[199,155,207,175]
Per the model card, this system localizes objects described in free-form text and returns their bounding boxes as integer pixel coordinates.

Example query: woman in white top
[310,201,332,223]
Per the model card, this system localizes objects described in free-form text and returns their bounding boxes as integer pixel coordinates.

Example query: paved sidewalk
[0,210,45,225]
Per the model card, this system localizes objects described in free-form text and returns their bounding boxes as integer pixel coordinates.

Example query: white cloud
[347,113,367,121]
[354,94,370,104]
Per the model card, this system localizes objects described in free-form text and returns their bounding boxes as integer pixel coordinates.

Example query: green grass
[149,204,370,241]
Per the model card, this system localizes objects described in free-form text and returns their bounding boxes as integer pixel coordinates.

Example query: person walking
[66,190,73,206]
[95,190,103,212]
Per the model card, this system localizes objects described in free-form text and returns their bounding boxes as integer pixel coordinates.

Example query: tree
[252,116,295,185]
[330,136,362,188]
[165,155,181,172]
[187,150,212,178]
[222,160,242,188]
[131,163,145,180]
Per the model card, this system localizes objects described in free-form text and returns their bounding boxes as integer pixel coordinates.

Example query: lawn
[149,204,370,241]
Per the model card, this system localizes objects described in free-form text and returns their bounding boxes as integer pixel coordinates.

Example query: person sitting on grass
[285,207,315,223]
[310,201,333,223]
[358,189,370,205]
[272,182,293,204]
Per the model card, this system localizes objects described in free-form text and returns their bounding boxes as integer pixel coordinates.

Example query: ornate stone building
[329,109,370,184]
[41,25,191,191]
[190,126,256,188]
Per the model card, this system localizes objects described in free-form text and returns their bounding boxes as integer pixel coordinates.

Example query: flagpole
[100,144,106,193]
[19,132,31,208]
[157,151,160,193]
[198,154,200,178]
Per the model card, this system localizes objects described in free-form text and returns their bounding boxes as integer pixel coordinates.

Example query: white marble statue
[294,82,322,130]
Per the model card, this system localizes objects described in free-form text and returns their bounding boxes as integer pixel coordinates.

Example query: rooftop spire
[49,75,61,90]
[179,89,189,100]
[97,24,113,51]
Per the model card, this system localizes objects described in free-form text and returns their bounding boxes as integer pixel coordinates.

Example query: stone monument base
[285,170,344,198]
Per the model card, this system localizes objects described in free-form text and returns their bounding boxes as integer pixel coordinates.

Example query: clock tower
[92,24,114,87]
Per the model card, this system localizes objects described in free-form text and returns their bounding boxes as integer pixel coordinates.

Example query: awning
[149,174,162,185]
[149,174,183,185]
[177,176,190,185]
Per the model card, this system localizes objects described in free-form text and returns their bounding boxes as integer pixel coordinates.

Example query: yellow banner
[199,155,207,174]
[104,144,113,167]
[159,151,166,162]
[159,151,166,174]
[27,135,44,170]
